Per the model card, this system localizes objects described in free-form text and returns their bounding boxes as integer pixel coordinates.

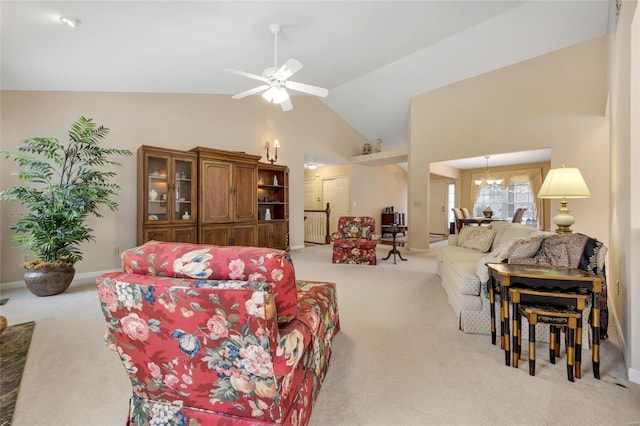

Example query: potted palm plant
[0,117,132,296]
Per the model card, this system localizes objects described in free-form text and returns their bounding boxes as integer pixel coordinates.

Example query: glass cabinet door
[174,159,194,222]
[147,156,169,222]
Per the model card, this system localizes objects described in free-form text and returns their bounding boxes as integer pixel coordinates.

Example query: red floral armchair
[96,241,340,426]
[331,216,379,265]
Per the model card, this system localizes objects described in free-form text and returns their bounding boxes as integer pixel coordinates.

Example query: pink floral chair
[331,216,379,265]
[96,241,340,426]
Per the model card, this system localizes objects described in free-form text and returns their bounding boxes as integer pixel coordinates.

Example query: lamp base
[552,199,575,235]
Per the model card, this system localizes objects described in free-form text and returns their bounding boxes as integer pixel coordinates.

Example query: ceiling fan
[224,24,329,112]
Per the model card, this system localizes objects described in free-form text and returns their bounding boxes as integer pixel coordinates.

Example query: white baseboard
[1,269,120,290]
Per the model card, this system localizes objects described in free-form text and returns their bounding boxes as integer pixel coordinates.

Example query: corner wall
[409,36,609,251]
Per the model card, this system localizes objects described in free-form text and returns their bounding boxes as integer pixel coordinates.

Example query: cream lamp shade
[538,167,591,234]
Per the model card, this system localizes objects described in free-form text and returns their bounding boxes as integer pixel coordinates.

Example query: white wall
[0,91,368,283]
[609,0,640,383]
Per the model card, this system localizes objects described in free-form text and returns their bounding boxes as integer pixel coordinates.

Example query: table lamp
[538,166,591,234]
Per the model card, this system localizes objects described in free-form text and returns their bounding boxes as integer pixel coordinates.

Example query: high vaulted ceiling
[1,1,613,166]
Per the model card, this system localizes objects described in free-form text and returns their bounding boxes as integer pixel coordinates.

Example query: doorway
[429,180,449,235]
[322,177,350,234]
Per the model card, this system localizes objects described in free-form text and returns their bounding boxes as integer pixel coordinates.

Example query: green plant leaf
[0,117,132,263]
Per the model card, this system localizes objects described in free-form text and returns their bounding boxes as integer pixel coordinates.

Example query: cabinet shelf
[258,184,287,189]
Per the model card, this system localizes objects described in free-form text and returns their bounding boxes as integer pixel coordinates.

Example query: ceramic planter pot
[24,264,75,297]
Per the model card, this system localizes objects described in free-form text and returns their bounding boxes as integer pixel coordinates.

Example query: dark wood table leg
[592,293,601,379]
[489,277,496,345]
[567,321,576,382]
[501,285,510,366]
[512,301,520,368]
[575,316,583,379]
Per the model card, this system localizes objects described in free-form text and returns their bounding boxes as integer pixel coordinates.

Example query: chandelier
[474,156,503,187]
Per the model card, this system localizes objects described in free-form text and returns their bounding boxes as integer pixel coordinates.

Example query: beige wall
[0,91,368,283]
[409,35,610,252]
[304,163,408,235]
[609,0,640,382]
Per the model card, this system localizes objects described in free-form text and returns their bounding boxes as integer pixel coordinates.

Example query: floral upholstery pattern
[331,216,379,265]
[121,241,298,324]
[97,243,340,426]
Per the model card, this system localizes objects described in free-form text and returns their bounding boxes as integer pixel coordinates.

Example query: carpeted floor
[2,244,639,425]
[0,321,35,426]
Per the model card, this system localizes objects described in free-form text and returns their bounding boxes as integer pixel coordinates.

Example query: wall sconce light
[265,139,280,164]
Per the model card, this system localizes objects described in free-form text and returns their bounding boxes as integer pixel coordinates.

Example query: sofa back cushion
[457,227,497,253]
[121,241,298,323]
[493,223,538,247]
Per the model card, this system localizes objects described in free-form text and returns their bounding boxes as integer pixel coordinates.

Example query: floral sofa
[96,241,340,426]
[331,216,379,265]
[436,222,608,344]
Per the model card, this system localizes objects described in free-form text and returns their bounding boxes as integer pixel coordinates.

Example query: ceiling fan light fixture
[272,87,289,104]
[262,86,288,104]
[59,16,80,28]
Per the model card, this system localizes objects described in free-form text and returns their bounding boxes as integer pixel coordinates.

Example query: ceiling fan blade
[276,58,303,80]
[284,80,329,98]
[280,98,293,112]
[224,68,269,83]
[232,85,270,99]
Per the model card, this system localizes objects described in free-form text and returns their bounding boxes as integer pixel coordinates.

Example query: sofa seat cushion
[121,241,298,323]
[333,239,377,250]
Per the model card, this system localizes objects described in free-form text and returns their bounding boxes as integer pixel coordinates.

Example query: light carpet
[1,244,639,425]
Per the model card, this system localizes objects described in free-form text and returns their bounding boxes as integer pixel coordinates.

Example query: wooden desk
[486,262,603,379]
[456,217,503,232]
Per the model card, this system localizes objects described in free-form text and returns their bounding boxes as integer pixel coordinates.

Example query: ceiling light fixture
[59,16,80,28]
[305,163,318,170]
[262,86,289,104]
[474,156,503,187]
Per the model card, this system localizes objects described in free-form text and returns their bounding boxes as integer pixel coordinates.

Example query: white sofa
[436,222,557,338]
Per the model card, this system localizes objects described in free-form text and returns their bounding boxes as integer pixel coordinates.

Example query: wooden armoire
[137,145,289,250]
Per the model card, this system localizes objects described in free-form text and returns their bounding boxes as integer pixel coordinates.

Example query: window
[473,182,537,225]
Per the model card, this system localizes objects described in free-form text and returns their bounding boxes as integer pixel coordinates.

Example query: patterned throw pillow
[121,241,298,323]
[508,231,553,259]
[361,226,371,238]
[456,227,476,247]
[460,228,497,253]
